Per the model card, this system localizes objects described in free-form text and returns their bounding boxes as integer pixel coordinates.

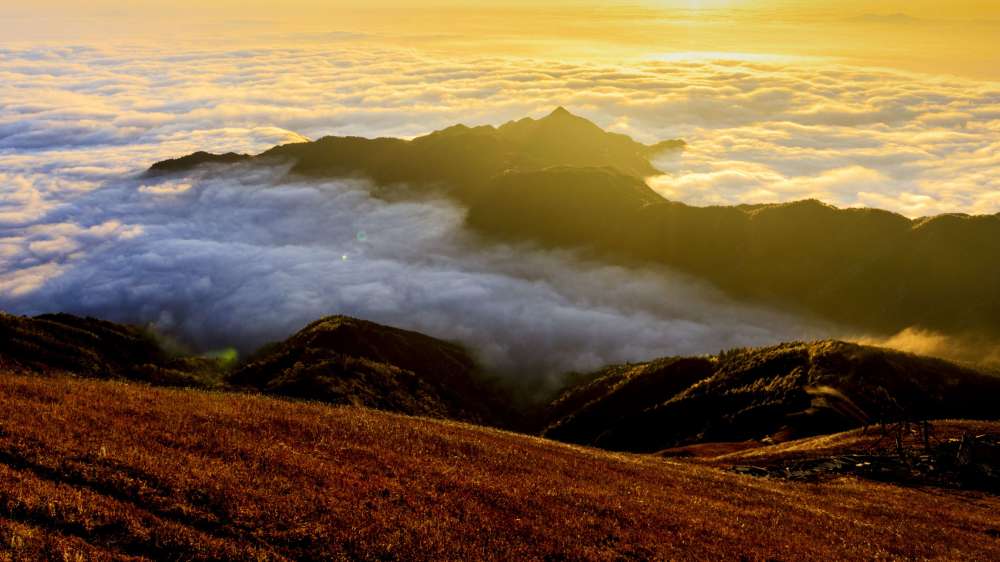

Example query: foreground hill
[229,315,508,424]
[544,340,1000,452]
[0,313,509,425]
[7,310,999,443]
[0,312,221,387]
[1,373,998,561]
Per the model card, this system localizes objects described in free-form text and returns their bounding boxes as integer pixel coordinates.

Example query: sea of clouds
[2,43,998,378]
[0,161,831,382]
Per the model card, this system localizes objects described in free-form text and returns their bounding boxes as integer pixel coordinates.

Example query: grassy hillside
[703,420,1000,465]
[1,373,999,561]
[669,420,1000,492]
[0,313,512,425]
[0,312,223,388]
[544,340,1000,452]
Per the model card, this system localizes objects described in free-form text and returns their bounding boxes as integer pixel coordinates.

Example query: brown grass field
[661,420,1000,463]
[0,372,998,561]
[711,421,1000,464]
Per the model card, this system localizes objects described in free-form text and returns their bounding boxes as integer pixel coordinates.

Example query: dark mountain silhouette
[0,312,221,387]
[227,316,510,424]
[0,312,510,423]
[542,340,1000,453]
[4,310,999,454]
[467,166,663,248]
[149,151,251,174]
[469,166,1000,337]
[149,107,683,203]
[149,109,1000,340]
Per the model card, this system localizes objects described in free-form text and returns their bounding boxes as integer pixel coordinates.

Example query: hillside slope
[1,373,999,561]
[229,315,508,424]
[0,312,510,425]
[544,340,1000,452]
[0,312,221,387]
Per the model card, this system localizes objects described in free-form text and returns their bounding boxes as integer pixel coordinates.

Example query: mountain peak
[534,105,603,132]
[548,106,573,118]
[149,108,685,181]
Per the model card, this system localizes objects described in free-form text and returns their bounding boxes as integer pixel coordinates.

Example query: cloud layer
[2,44,998,219]
[2,43,998,380]
[0,164,830,384]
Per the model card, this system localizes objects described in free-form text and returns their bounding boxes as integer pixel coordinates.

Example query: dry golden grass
[708,420,1000,465]
[1,373,998,561]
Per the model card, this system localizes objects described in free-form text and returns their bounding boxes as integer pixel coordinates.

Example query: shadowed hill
[466,166,663,248]
[9,310,998,448]
[543,340,1000,453]
[468,166,1000,337]
[0,312,222,387]
[228,316,510,425]
[2,372,998,560]
[0,312,510,424]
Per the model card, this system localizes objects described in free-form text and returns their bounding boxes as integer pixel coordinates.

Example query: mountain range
[4,311,998,453]
[150,108,1000,343]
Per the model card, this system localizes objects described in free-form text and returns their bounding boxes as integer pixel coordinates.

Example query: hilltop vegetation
[544,340,1000,452]
[2,372,999,561]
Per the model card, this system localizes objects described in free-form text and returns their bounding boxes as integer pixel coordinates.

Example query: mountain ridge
[543,339,1000,453]
[229,315,510,425]
[147,109,1000,341]
[149,108,684,196]
[4,311,998,449]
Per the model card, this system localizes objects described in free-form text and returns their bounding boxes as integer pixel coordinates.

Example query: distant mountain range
[150,106,684,203]
[469,167,1000,338]
[150,108,1000,341]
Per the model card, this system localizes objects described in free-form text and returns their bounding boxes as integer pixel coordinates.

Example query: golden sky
[4,1,999,79]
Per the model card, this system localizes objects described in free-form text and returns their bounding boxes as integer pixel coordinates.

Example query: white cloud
[1,42,998,380]
[0,165,832,384]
